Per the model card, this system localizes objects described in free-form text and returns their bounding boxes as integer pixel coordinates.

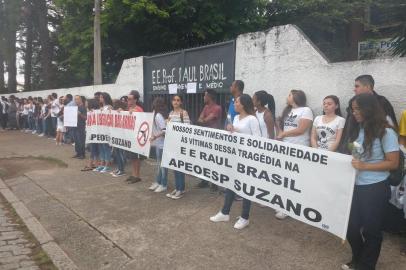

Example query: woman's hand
[351,159,366,170]
[276,131,285,140]
[226,124,234,133]
[150,135,156,142]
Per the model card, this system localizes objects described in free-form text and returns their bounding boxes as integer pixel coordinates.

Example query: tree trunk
[0,54,5,94]
[24,1,34,92]
[4,0,21,93]
[35,0,53,90]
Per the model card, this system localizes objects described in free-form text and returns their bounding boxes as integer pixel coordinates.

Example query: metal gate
[143,41,235,123]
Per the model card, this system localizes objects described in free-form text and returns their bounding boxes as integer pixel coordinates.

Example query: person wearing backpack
[341,94,400,270]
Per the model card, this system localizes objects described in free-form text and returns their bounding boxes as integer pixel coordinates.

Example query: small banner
[85,110,154,157]
[161,123,356,239]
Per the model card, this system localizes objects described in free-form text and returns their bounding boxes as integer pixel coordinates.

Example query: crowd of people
[1,74,406,270]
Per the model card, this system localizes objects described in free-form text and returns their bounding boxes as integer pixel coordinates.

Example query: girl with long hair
[166,94,190,199]
[149,97,169,193]
[311,95,345,151]
[253,90,275,139]
[275,90,313,220]
[342,93,399,270]
[93,92,113,173]
[210,94,261,230]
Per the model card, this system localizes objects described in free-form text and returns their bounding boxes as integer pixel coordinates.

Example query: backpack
[387,150,405,186]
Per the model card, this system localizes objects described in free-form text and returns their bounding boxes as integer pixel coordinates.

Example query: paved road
[0,195,39,270]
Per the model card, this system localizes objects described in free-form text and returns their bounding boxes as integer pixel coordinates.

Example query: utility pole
[93,0,102,85]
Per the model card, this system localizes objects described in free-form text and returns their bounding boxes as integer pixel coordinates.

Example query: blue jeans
[90,144,99,160]
[221,189,251,220]
[174,171,185,192]
[155,147,168,187]
[99,143,112,162]
[42,118,48,135]
[51,117,57,136]
[36,118,42,133]
[112,148,126,172]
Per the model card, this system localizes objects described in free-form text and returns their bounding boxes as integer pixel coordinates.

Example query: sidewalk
[0,130,405,270]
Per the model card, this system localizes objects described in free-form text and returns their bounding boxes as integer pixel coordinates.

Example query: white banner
[85,110,154,157]
[64,106,78,127]
[161,123,356,239]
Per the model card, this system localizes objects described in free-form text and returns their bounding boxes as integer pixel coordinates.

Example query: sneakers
[171,190,184,199]
[234,217,250,230]
[210,212,230,223]
[166,190,184,199]
[149,183,160,191]
[166,190,177,198]
[32,130,37,134]
[110,169,119,175]
[275,211,288,220]
[112,171,126,177]
[100,166,112,173]
[341,261,358,270]
[154,185,167,193]
[38,133,44,137]
[93,166,104,172]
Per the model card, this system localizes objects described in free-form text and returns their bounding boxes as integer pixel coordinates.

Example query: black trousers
[74,127,86,157]
[347,180,390,270]
[0,113,7,129]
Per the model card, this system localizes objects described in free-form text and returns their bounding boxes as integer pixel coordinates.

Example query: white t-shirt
[256,111,269,138]
[313,115,345,150]
[152,113,166,149]
[283,107,313,146]
[51,100,60,117]
[233,115,262,136]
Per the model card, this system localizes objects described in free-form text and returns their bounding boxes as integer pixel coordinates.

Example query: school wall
[12,25,406,120]
[235,24,406,119]
[13,56,144,101]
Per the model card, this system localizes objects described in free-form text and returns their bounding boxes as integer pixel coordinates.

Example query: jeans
[347,180,390,270]
[36,118,42,133]
[174,171,185,191]
[74,127,86,157]
[42,118,48,135]
[51,117,57,136]
[90,143,99,160]
[112,148,126,172]
[221,189,252,220]
[155,147,168,187]
[99,143,112,162]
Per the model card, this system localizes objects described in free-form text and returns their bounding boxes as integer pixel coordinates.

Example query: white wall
[235,24,406,119]
[10,25,406,120]
[13,56,144,101]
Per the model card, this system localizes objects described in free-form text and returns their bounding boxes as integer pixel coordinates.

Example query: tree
[22,0,34,92]
[0,0,6,93]
[3,0,22,93]
[34,0,54,89]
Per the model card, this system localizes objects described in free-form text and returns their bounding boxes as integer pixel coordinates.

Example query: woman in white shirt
[253,90,275,139]
[148,97,168,193]
[210,94,261,230]
[311,95,345,152]
[275,89,313,220]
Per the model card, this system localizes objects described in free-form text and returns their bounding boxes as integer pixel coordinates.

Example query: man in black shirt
[338,74,398,153]
[73,95,87,159]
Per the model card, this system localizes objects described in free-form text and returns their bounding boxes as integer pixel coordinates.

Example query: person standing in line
[341,93,399,270]
[196,88,223,190]
[93,92,114,173]
[148,97,168,193]
[81,99,100,172]
[166,94,191,199]
[253,90,275,139]
[110,99,128,177]
[275,89,313,220]
[125,90,145,183]
[210,94,261,229]
[339,75,398,153]
[0,96,9,130]
[50,93,59,137]
[56,96,66,146]
[72,95,87,159]
[311,95,345,151]
[7,96,18,130]
[226,80,244,125]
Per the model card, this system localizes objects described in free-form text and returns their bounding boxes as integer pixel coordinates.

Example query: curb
[0,177,79,270]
